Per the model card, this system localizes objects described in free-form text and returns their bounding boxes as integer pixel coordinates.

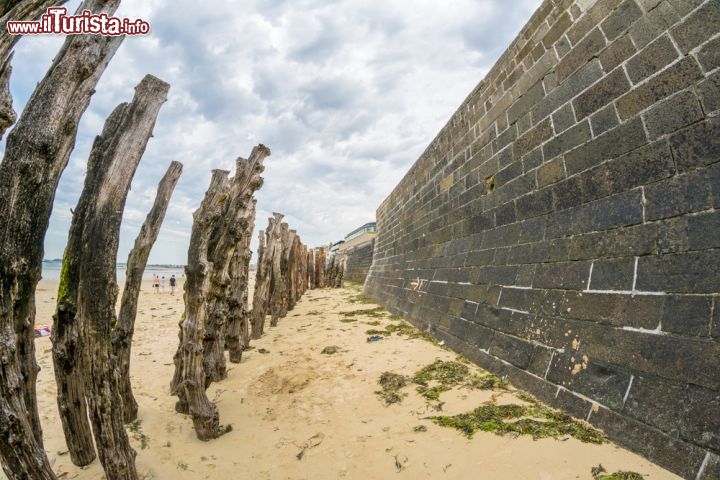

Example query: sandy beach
[12,278,679,480]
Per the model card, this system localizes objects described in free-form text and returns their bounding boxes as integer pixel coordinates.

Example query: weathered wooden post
[0,0,69,139]
[171,170,230,417]
[251,215,282,338]
[270,223,288,326]
[1,1,123,477]
[226,197,256,363]
[69,74,169,480]
[113,161,183,424]
[307,248,315,290]
[173,145,269,440]
[315,247,326,288]
[203,154,267,383]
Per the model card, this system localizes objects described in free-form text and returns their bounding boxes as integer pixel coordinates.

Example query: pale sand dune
[9,278,680,480]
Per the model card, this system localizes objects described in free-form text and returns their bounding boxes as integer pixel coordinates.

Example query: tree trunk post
[0,0,70,140]
[112,161,182,424]
[226,198,256,363]
[173,145,269,440]
[73,74,170,480]
[171,169,229,427]
[202,152,267,385]
[270,223,288,326]
[315,247,326,288]
[307,248,315,290]
[252,214,282,337]
[1,1,122,477]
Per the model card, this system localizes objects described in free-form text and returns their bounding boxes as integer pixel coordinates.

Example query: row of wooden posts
[0,1,343,479]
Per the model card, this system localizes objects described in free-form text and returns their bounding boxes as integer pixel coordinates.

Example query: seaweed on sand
[430,404,605,444]
[412,360,507,401]
[375,372,409,405]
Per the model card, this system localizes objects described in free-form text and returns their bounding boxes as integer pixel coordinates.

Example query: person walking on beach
[153,274,160,294]
[170,274,177,295]
[160,275,166,293]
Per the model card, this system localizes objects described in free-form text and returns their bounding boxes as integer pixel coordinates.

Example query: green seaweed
[592,465,644,480]
[127,420,150,450]
[412,360,506,402]
[413,425,427,432]
[375,372,408,405]
[430,404,605,444]
[363,321,438,344]
[341,307,387,318]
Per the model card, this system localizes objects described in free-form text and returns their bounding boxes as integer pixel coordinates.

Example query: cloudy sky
[3,0,541,265]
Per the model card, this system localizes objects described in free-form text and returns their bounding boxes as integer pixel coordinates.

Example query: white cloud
[2,0,541,264]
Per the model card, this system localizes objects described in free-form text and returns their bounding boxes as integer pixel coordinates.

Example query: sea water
[41,259,185,283]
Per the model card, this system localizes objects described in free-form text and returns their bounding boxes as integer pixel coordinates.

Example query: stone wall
[344,239,375,284]
[364,0,720,478]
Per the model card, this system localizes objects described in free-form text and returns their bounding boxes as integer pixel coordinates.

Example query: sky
[2,0,541,265]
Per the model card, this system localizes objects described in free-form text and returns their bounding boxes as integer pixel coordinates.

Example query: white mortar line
[695,452,711,480]
[586,405,594,422]
[622,375,635,406]
[544,351,555,380]
[622,324,663,335]
[500,307,531,314]
[586,261,595,291]
[632,257,639,291]
[584,289,667,296]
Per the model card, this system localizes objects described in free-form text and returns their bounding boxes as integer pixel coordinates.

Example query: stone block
[556,28,607,82]
[643,90,703,140]
[551,102,576,133]
[616,56,703,120]
[537,157,566,187]
[574,68,631,120]
[669,118,720,172]
[698,70,720,115]
[626,34,679,84]
[564,117,647,175]
[671,1,720,53]
[589,103,619,136]
[599,34,636,71]
[600,0,643,40]
[589,257,635,290]
[629,0,681,49]
[636,250,720,293]
[644,169,712,221]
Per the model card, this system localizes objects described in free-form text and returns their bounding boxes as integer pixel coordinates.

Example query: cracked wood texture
[251,213,283,339]
[307,248,315,290]
[113,160,183,424]
[203,151,268,385]
[172,145,269,440]
[73,74,169,480]
[0,1,122,477]
[226,198,256,364]
[0,0,69,140]
[269,222,288,327]
[314,247,326,288]
[171,170,229,417]
[327,256,344,288]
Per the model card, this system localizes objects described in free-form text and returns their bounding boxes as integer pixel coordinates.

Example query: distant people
[152,274,160,294]
[170,274,177,295]
[160,275,166,293]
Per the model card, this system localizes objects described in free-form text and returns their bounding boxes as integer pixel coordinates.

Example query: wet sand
[8,279,680,480]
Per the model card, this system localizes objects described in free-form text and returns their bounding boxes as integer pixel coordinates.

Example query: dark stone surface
[364,1,720,477]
